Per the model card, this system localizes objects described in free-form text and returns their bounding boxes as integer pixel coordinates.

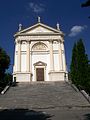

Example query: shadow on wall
[0,109,53,120]
[84,114,90,120]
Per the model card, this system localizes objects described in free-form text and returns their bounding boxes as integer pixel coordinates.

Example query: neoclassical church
[13,17,68,82]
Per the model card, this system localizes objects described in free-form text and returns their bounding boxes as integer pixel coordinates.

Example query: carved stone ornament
[32,42,47,51]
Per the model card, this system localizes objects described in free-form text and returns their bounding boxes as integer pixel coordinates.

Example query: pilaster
[49,40,54,71]
[26,41,30,72]
[58,40,63,70]
[61,42,66,71]
[17,41,21,72]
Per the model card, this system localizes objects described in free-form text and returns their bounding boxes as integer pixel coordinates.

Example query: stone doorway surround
[33,61,47,81]
[36,68,44,81]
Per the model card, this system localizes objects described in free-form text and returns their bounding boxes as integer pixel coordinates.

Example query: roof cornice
[14,22,64,37]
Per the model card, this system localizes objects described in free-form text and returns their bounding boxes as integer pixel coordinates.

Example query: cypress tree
[70,39,89,90]
[0,47,10,80]
[76,39,88,87]
[86,63,90,94]
[0,47,10,89]
[70,43,78,85]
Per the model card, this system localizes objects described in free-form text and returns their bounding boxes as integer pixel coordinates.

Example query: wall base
[48,71,68,81]
[13,71,68,82]
[13,72,32,83]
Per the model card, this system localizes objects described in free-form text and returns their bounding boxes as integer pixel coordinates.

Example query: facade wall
[53,52,59,71]
[13,40,67,82]
[13,43,18,72]
[31,52,49,81]
[53,41,58,50]
[13,22,68,82]
[21,53,26,72]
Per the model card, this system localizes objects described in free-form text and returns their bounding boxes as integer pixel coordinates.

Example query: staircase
[0,81,90,109]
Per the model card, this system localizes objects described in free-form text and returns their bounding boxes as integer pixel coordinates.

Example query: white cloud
[68,25,87,37]
[29,2,45,14]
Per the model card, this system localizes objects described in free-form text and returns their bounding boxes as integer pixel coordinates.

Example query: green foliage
[0,47,10,80]
[70,39,90,94]
[4,73,12,84]
[81,0,90,18]
[81,0,90,7]
[0,47,11,92]
[70,43,78,85]
[85,63,90,94]
[76,39,88,86]
[0,73,12,90]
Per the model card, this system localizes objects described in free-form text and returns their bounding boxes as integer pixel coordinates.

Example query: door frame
[33,61,47,82]
[36,66,45,81]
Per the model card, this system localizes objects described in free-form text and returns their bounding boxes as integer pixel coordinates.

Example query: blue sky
[0,0,90,73]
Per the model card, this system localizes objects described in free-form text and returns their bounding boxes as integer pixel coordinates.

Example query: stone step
[0,82,90,109]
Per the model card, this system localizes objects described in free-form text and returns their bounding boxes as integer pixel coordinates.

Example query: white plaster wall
[49,72,65,81]
[21,42,26,51]
[15,54,18,72]
[61,43,64,50]
[53,42,58,50]
[13,44,16,72]
[53,52,59,71]
[31,52,49,81]
[53,42,59,71]
[16,43,18,51]
[14,43,18,72]
[61,43,66,71]
[16,73,31,82]
[21,53,26,72]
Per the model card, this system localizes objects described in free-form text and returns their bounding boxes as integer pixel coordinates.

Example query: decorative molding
[16,35,63,41]
[34,61,47,66]
[32,42,47,51]
[14,22,64,37]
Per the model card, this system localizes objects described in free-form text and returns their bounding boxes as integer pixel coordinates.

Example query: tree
[85,63,90,94]
[70,39,89,90]
[81,0,90,7]
[0,47,10,81]
[81,0,90,18]
[4,73,12,85]
[70,43,78,85]
[76,39,88,87]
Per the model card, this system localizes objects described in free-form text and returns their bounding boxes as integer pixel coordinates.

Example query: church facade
[13,18,68,82]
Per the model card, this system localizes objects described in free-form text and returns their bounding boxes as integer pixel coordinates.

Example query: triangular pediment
[15,23,62,36]
[34,61,47,66]
[25,25,55,34]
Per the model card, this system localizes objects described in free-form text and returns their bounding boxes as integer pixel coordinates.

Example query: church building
[13,17,68,82]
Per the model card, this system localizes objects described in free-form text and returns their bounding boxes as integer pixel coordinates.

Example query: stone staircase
[0,81,90,109]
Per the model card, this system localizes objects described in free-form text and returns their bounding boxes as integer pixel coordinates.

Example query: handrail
[0,81,12,95]
[81,90,90,103]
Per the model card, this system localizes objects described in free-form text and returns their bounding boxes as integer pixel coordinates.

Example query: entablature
[15,35,64,43]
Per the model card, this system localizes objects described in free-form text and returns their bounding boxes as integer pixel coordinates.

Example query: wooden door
[36,68,44,81]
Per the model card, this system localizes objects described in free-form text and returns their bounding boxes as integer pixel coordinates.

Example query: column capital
[57,39,62,43]
[17,40,21,44]
[26,40,31,44]
[15,39,21,44]
[49,40,53,44]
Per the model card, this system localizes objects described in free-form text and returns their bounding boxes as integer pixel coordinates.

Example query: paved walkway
[0,81,90,120]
